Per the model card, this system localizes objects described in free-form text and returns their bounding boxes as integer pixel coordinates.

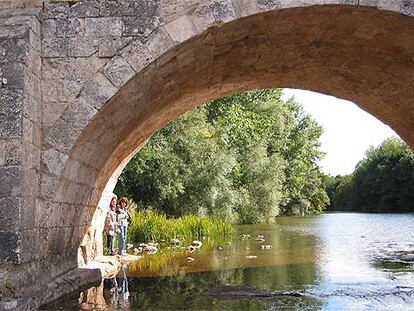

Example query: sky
[281,89,398,176]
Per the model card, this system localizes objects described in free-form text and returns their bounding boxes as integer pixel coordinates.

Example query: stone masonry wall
[0,6,43,291]
[1,0,414,309]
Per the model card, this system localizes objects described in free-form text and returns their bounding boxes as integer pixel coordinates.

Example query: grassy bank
[128,208,232,245]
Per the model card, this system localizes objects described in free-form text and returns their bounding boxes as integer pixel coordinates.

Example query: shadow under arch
[57,5,414,262]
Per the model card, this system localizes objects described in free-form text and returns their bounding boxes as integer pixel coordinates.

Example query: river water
[42,213,414,310]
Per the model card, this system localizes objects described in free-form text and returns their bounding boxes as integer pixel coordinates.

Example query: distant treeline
[325,137,414,212]
[115,89,329,223]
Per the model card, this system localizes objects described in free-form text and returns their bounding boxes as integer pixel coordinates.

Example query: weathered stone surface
[0,38,28,63]
[231,0,259,17]
[69,0,100,18]
[40,173,59,199]
[102,55,136,87]
[2,3,414,310]
[42,2,69,19]
[121,40,153,72]
[0,89,23,139]
[210,0,237,22]
[79,72,117,110]
[98,36,131,58]
[0,140,5,165]
[68,37,98,57]
[0,166,21,197]
[120,1,162,38]
[257,0,282,10]
[400,0,414,15]
[42,101,70,128]
[41,19,56,38]
[84,17,122,37]
[145,28,174,59]
[42,148,68,176]
[0,197,21,231]
[42,37,68,57]
[0,231,20,262]
[165,15,197,43]
[5,140,22,165]
[56,18,83,37]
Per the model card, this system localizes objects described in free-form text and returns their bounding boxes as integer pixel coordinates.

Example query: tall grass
[127,207,232,245]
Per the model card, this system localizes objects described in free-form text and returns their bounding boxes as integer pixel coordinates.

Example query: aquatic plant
[127,204,232,245]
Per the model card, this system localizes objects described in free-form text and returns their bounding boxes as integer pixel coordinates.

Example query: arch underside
[61,4,414,268]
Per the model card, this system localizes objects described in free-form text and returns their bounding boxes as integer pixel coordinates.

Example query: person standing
[104,196,118,256]
[117,197,130,256]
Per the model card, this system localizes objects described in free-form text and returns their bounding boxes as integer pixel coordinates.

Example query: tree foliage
[115,89,328,223]
[326,137,414,212]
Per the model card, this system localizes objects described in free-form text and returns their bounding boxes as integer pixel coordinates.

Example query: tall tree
[116,89,328,222]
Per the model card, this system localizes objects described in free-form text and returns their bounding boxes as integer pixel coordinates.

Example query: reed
[127,206,232,245]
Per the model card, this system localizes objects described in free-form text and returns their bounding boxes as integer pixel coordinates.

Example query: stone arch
[50,2,414,266]
[2,0,414,308]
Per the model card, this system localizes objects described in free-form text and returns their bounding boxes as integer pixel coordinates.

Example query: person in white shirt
[104,196,118,256]
[116,197,130,256]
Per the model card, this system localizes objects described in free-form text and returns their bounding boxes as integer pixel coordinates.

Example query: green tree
[327,137,414,212]
[116,89,329,222]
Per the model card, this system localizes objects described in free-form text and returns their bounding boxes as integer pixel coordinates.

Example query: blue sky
[281,89,398,176]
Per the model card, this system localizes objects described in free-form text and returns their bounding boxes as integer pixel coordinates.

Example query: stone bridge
[1,0,414,308]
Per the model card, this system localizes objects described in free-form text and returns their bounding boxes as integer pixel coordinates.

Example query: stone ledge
[0,266,101,311]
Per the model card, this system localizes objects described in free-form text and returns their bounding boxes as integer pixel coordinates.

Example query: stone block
[0,24,29,39]
[62,78,85,103]
[41,19,56,38]
[84,17,123,37]
[103,55,136,87]
[231,0,260,17]
[5,140,22,166]
[42,2,70,19]
[20,196,36,229]
[0,89,23,139]
[28,28,41,54]
[42,148,68,177]
[40,173,59,199]
[60,98,98,132]
[257,0,283,10]
[0,166,21,198]
[210,0,237,23]
[18,228,40,263]
[145,28,174,59]
[34,198,50,228]
[400,0,414,15]
[121,39,153,72]
[44,117,82,154]
[42,37,68,58]
[68,36,98,57]
[43,102,70,128]
[1,62,25,91]
[0,140,4,166]
[98,37,131,58]
[56,18,84,37]
[339,0,359,4]
[0,38,28,63]
[0,231,20,262]
[189,3,215,32]
[0,197,21,231]
[69,0,100,18]
[122,10,162,39]
[80,72,117,110]
[165,15,197,43]
[22,142,40,171]
[21,167,39,198]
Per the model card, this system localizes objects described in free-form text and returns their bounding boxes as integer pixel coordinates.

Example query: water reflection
[41,213,414,310]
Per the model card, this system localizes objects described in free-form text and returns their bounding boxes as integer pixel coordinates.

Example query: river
[42,213,414,310]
